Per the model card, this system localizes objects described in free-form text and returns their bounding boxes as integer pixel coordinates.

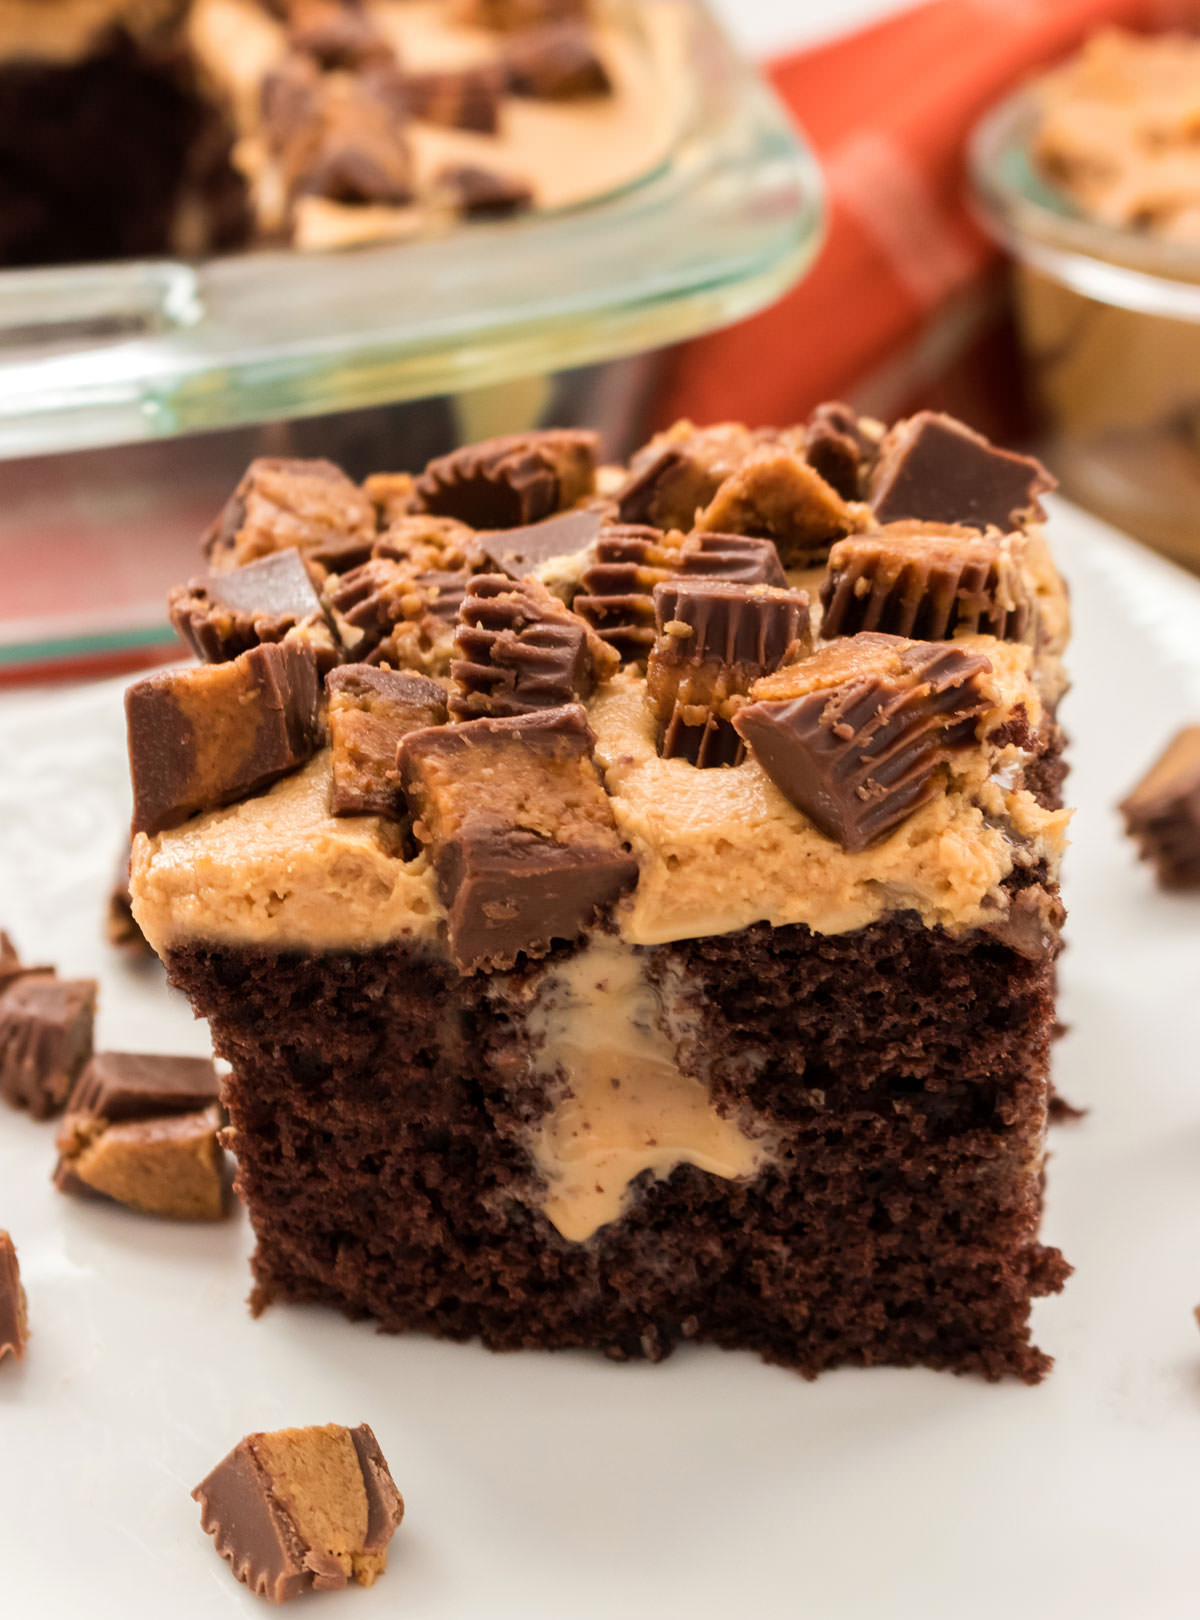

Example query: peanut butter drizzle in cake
[522,937,767,1241]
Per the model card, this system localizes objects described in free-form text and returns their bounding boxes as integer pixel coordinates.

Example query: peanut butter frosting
[130,632,1068,955]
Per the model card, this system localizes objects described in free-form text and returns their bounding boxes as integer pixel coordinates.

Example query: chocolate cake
[0,0,674,267]
[127,406,1073,1381]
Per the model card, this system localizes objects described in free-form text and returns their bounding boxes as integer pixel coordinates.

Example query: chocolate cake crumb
[0,1232,28,1364]
[194,1423,403,1602]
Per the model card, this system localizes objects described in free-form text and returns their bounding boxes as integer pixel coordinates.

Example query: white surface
[711,0,910,55]
[3,498,1200,1619]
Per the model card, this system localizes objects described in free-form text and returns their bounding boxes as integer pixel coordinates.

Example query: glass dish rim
[969,83,1200,324]
[0,0,825,461]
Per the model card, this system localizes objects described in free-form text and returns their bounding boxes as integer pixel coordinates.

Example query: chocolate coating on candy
[203,457,376,575]
[63,1051,221,1123]
[170,548,335,666]
[820,525,1036,644]
[868,412,1055,531]
[614,422,760,531]
[676,531,786,588]
[127,640,323,837]
[802,401,881,500]
[407,64,504,133]
[434,162,535,217]
[477,506,605,579]
[1120,725,1200,889]
[451,574,616,719]
[649,581,810,767]
[0,1232,28,1364]
[413,430,598,529]
[503,21,612,98]
[397,705,637,970]
[733,634,992,852]
[193,1422,404,1603]
[0,976,97,1119]
[327,665,449,818]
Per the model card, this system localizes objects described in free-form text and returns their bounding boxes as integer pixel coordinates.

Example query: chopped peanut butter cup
[1120,725,1200,889]
[451,574,617,719]
[194,1423,404,1603]
[203,457,376,575]
[614,422,761,530]
[127,640,323,836]
[502,21,612,99]
[170,548,338,668]
[0,931,51,996]
[648,581,810,768]
[697,448,863,568]
[0,976,97,1119]
[434,162,535,217]
[867,412,1055,531]
[733,634,992,851]
[406,64,505,133]
[0,1232,28,1364]
[802,401,882,500]
[396,705,637,970]
[55,1106,226,1221]
[413,430,598,529]
[820,524,1036,643]
[264,57,415,209]
[287,0,394,69]
[477,506,605,579]
[327,665,448,819]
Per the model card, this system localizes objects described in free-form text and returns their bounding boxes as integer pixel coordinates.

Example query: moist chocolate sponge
[165,869,1068,1383]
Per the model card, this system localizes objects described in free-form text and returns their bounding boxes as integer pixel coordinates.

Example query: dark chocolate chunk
[802,401,882,500]
[413,430,598,528]
[202,457,376,576]
[106,843,152,956]
[434,162,535,218]
[677,531,787,588]
[0,1232,28,1364]
[406,65,504,133]
[54,1104,227,1220]
[867,412,1056,531]
[127,639,323,837]
[287,0,394,67]
[614,423,759,531]
[396,705,637,970]
[327,665,448,817]
[1120,726,1200,889]
[194,1422,404,1602]
[573,524,681,664]
[503,21,612,98]
[0,976,97,1119]
[648,581,810,767]
[698,448,860,569]
[477,506,605,579]
[0,931,52,995]
[451,574,616,719]
[820,525,1037,644]
[169,548,338,668]
[733,634,992,851]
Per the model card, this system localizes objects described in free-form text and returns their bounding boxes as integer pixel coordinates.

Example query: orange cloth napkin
[651,0,1200,434]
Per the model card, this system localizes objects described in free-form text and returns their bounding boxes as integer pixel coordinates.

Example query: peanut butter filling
[521,937,768,1242]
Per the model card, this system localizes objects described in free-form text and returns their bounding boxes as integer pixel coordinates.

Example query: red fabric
[650,0,1200,432]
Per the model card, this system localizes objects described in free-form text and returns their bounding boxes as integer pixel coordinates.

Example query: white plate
[2,497,1200,1620]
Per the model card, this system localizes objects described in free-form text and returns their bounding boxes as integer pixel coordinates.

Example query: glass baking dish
[0,0,821,463]
[970,83,1200,573]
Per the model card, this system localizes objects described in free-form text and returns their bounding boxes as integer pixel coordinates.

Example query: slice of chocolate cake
[127,411,1073,1381]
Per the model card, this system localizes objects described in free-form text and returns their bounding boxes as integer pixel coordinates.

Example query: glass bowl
[970,82,1200,572]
